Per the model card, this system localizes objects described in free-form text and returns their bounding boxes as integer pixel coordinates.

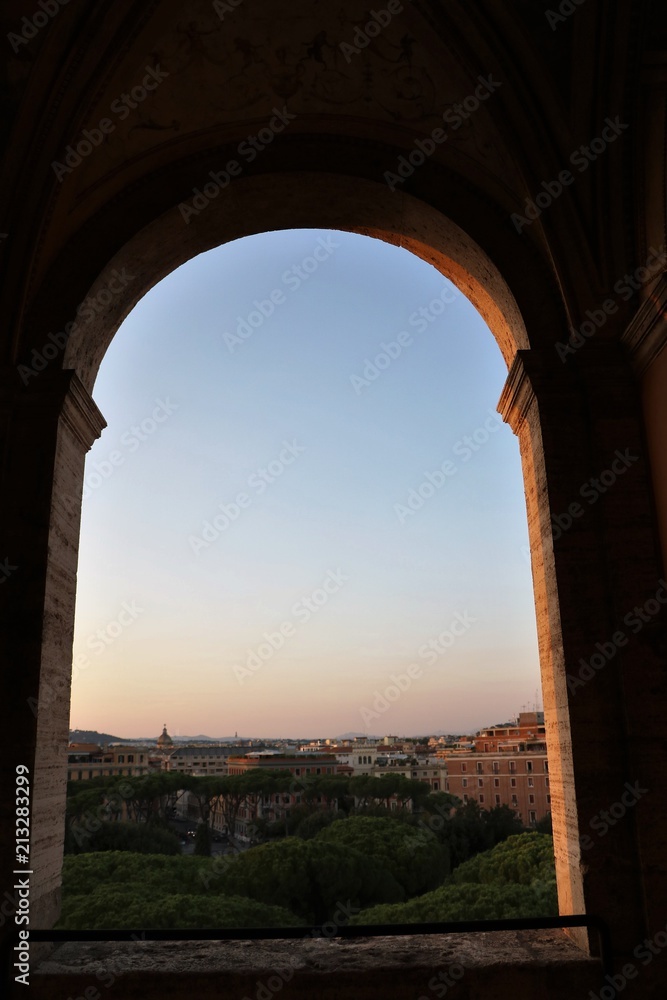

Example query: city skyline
[70,228,541,738]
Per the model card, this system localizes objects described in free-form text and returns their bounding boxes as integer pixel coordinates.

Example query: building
[164,745,238,775]
[471,712,547,754]
[66,744,151,781]
[445,752,550,826]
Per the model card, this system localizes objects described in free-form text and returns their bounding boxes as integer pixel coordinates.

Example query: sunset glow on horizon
[70,229,541,739]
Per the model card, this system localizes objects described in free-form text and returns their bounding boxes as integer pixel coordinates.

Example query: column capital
[498,342,639,434]
[497,351,535,433]
[0,368,106,451]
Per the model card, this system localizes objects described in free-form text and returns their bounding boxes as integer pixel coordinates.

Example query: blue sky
[70,229,540,739]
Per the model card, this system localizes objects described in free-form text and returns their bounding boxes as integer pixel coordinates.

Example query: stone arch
[4,161,664,974]
[60,171,532,391]
[54,172,578,921]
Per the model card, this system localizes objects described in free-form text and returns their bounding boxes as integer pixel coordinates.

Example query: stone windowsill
[22,929,601,1000]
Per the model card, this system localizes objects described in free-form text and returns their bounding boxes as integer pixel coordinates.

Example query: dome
[157,724,173,747]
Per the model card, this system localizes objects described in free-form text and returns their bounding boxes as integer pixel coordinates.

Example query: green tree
[351,832,557,925]
[534,812,553,835]
[351,879,557,924]
[451,832,555,887]
[194,821,212,856]
[316,815,449,898]
[218,836,402,923]
[58,885,303,930]
[65,820,181,856]
[61,852,212,898]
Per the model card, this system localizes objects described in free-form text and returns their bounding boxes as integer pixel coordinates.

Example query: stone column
[0,370,105,937]
[499,343,667,959]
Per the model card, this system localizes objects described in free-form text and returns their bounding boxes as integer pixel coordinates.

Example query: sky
[69,228,541,740]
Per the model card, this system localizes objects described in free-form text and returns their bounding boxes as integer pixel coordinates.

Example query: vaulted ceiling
[0,0,662,370]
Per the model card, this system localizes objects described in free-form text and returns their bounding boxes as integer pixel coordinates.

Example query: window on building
[511,777,517,787]
[118,755,124,763]
[476,762,483,773]
[511,795,518,806]
[547,794,551,804]
[529,794,535,803]
[463,795,468,803]
[526,760,533,772]
[544,760,549,772]
[128,755,134,763]
[462,778,468,787]
[509,760,516,772]
[528,777,534,786]
[461,764,467,772]
[495,794,501,804]
[529,810,537,823]
[494,777,500,787]
[493,761,499,773]
[478,778,483,787]
[479,794,484,803]
[295,768,301,776]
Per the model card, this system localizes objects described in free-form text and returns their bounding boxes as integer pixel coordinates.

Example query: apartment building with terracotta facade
[442,713,550,824]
